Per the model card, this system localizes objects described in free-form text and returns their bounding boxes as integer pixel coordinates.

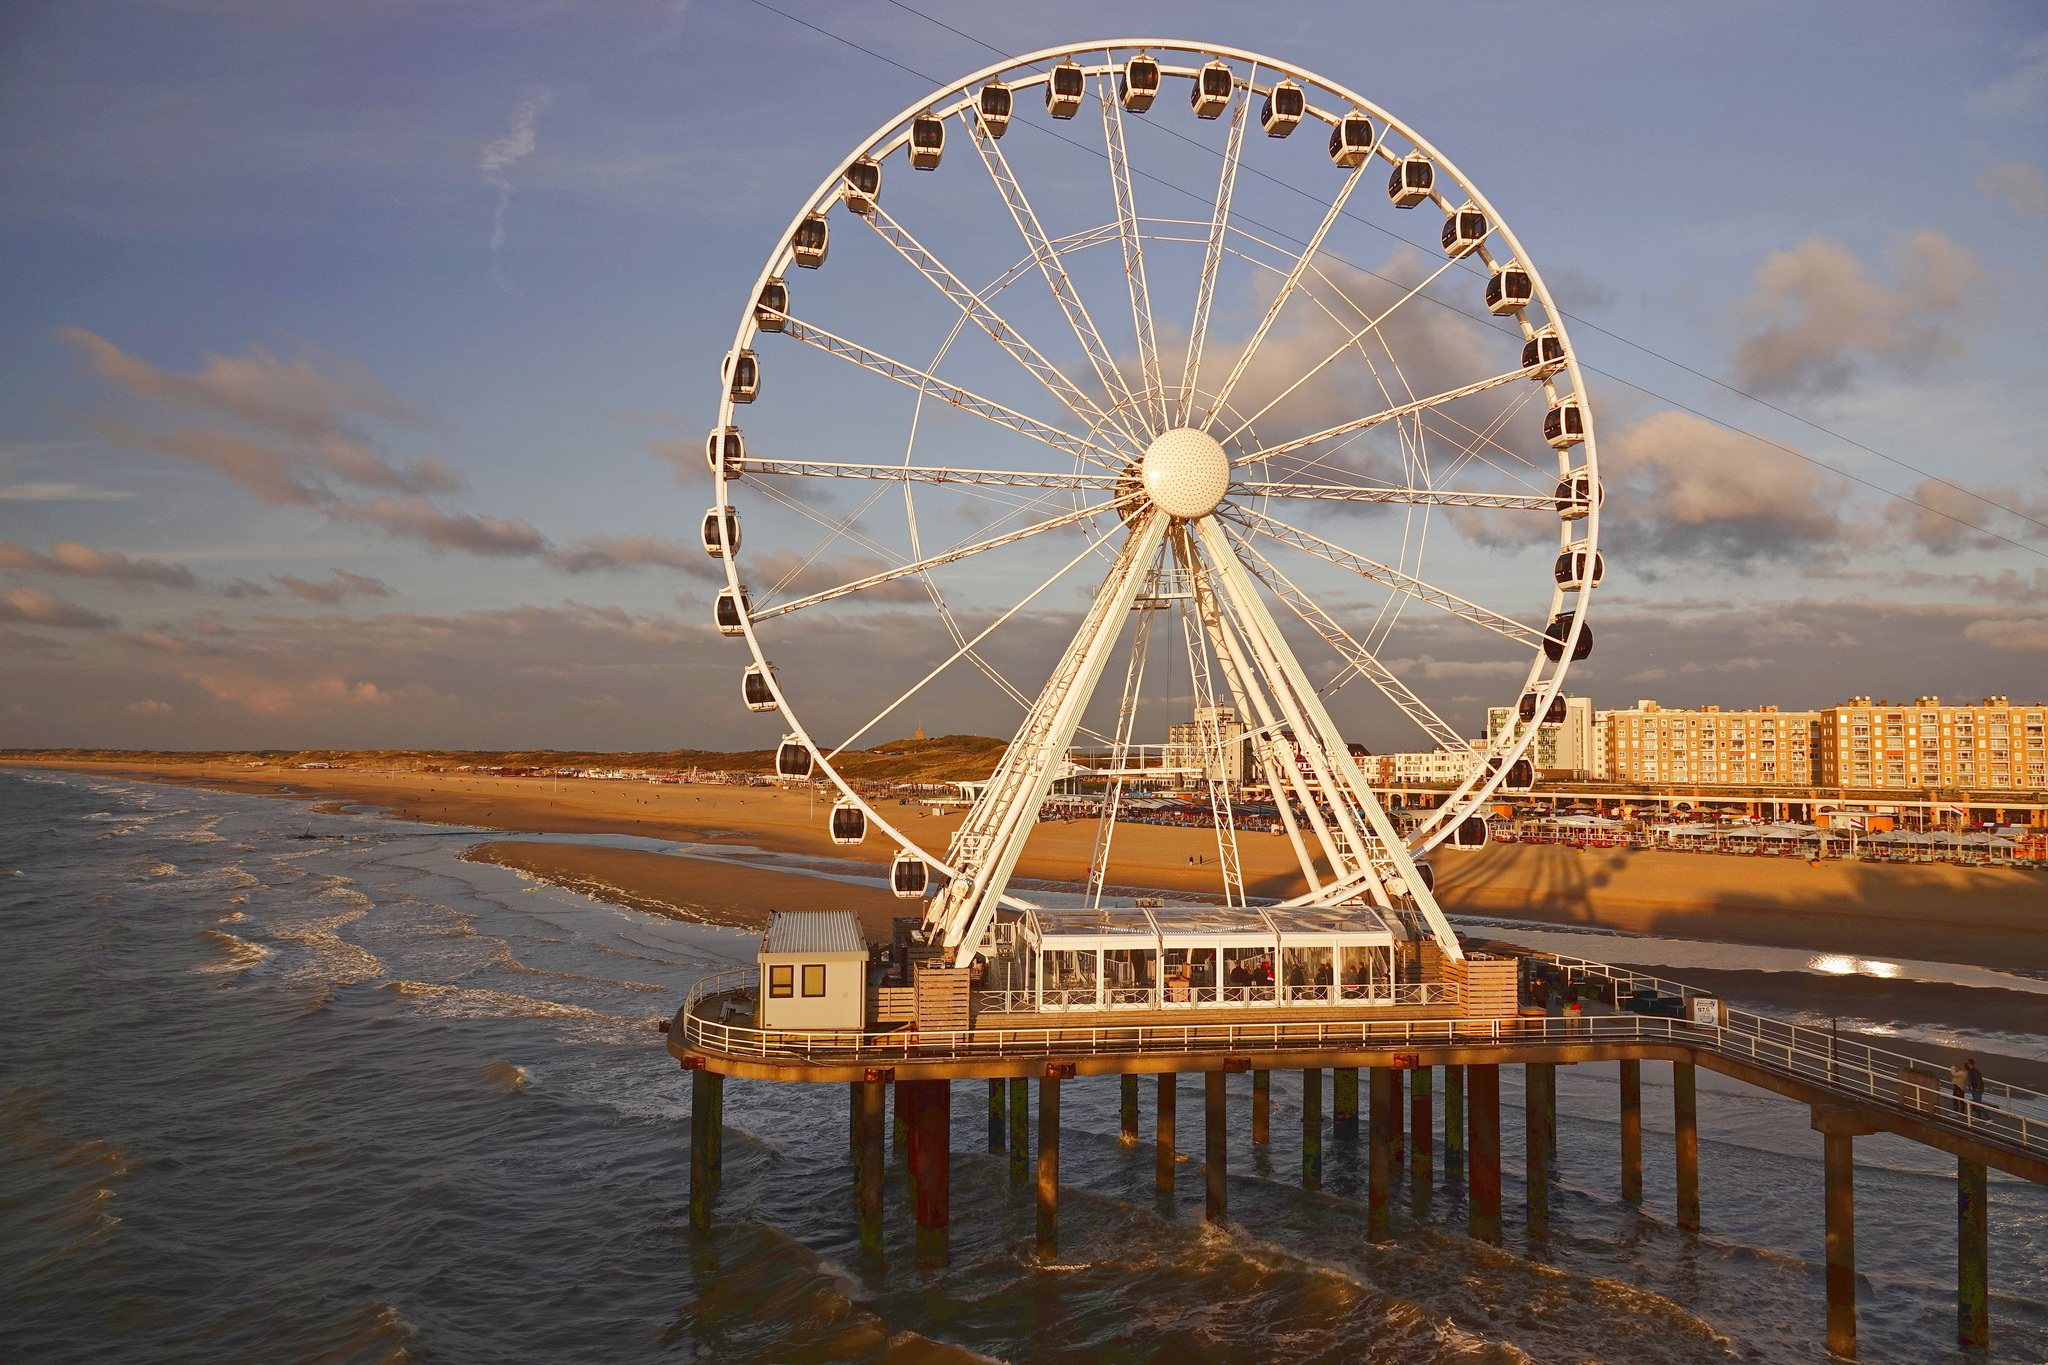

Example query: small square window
[802,964,827,997]
[769,964,793,998]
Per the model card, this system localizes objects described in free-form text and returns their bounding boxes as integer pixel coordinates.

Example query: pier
[671,948,2046,1359]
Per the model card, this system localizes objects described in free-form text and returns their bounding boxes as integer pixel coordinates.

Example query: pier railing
[677,963,2048,1166]
[973,982,1459,1013]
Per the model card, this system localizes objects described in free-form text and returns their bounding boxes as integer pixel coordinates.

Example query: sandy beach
[12,759,2047,971]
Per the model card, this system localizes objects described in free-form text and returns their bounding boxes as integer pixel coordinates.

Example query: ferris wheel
[703,41,1600,969]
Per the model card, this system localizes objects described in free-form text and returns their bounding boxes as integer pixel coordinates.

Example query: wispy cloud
[1967,34,2048,118]
[273,569,392,603]
[0,480,137,501]
[480,87,554,295]
[1976,159,2048,216]
[0,586,117,629]
[0,539,200,589]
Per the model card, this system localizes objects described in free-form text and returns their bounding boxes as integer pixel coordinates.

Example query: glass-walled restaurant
[988,904,1430,1013]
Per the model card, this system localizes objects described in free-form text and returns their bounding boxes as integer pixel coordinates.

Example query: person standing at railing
[1950,1060,1969,1114]
[1966,1058,1985,1108]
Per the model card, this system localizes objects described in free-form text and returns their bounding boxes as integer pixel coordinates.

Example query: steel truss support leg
[1468,1064,1502,1244]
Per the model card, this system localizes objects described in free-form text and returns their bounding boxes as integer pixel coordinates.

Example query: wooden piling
[1036,1076,1061,1259]
[1205,1071,1228,1223]
[1674,1061,1700,1231]
[1120,1073,1139,1148]
[908,1080,950,1264]
[1958,1157,1988,1352]
[988,1078,1005,1153]
[1302,1068,1324,1190]
[1410,1066,1434,1213]
[1468,1063,1502,1244]
[1008,1076,1029,1181]
[857,1079,885,1260]
[1368,1066,1396,1242]
[689,1068,723,1230]
[1619,1059,1643,1204]
[1526,1062,1555,1241]
[1444,1064,1465,1186]
[1157,1072,1177,1194]
[1333,1067,1359,1140]
[1252,1070,1271,1145]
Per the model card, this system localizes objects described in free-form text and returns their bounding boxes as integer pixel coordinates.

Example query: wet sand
[12,759,2047,971]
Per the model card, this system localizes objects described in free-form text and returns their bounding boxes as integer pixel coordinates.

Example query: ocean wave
[193,929,275,975]
[272,909,384,986]
[380,981,659,1034]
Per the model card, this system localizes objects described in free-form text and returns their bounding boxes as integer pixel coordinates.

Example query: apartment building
[1597,700,1823,786]
[1485,695,1599,779]
[1162,706,1253,783]
[1818,695,2048,790]
[1373,748,1482,786]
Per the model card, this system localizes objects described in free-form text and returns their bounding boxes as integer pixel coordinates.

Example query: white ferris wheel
[704,41,1601,974]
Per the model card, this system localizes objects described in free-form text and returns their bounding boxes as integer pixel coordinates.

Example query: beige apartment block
[1596,700,1823,787]
[1819,695,2048,790]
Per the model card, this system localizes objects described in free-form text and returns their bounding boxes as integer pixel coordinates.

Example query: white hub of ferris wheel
[704,40,1601,990]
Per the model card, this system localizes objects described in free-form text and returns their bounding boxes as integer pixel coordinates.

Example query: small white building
[756,910,868,1031]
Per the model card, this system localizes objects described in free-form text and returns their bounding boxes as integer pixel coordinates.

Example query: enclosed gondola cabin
[1543,398,1586,449]
[702,507,741,557]
[1522,327,1567,378]
[1441,204,1489,257]
[776,737,812,779]
[714,587,751,636]
[976,83,1011,137]
[1191,60,1234,118]
[1554,472,1599,521]
[1412,858,1436,891]
[1260,79,1303,136]
[908,115,944,170]
[1519,691,1567,724]
[1489,756,1535,792]
[724,349,758,403]
[1485,263,1533,315]
[1544,613,1593,662]
[741,664,777,712]
[890,850,929,899]
[1045,59,1084,119]
[1328,112,1374,167]
[829,800,867,846]
[841,158,881,215]
[790,213,828,269]
[753,278,787,331]
[1447,816,1490,849]
[704,426,744,479]
[1119,54,1160,112]
[1554,547,1603,590]
[1388,153,1433,207]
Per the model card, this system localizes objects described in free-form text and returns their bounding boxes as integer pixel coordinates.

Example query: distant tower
[914,728,925,741]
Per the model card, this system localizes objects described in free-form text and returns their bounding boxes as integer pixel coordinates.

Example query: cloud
[545,533,717,577]
[1729,232,1983,395]
[274,569,393,603]
[0,540,200,589]
[1967,34,2048,118]
[1962,617,2048,650]
[1385,655,1525,680]
[1883,477,2048,554]
[0,587,117,629]
[650,433,707,487]
[1595,410,1852,561]
[126,699,173,716]
[0,480,136,501]
[748,549,929,602]
[480,87,554,294]
[1976,159,2048,216]
[326,495,546,556]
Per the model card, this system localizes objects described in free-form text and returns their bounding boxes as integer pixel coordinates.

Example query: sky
[0,0,2044,753]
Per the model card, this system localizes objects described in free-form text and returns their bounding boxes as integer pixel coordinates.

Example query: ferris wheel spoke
[739,457,1121,492]
[1201,159,1368,429]
[1225,508,1546,650]
[1233,365,1538,468]
[749,496,1132,622]
[862,206,1139,456]
[1097,74,1166,432]
[965,114,1148,439]
[1219,250,1468,447]
[774,315,1123,471]
[1231,536,1472,755]
[1178,71,1252,427]
[1232,481,1555,509]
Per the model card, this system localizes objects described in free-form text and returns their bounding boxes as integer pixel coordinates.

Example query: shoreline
[11,758,2048,973]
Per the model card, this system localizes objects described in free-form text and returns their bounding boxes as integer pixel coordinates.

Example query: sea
[3,767,2044,1364]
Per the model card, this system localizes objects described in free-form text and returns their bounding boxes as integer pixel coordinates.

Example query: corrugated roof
[762,909,866,956]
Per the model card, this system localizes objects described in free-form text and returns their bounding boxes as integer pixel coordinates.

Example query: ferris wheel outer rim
[706,38,1599,882]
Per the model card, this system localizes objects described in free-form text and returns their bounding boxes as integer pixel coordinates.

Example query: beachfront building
[1596,700,1823,786]
[1372,748,1482,787]
[1161,706,1253,783]
[755,910,867,1031]
[1818,695,2048,790]
[1486,695,1599,780]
